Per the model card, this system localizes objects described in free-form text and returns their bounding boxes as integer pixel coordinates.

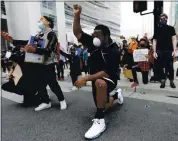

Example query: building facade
[169,1,178,34]
[1,1,121,51]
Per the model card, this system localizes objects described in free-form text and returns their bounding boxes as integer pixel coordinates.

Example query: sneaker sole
[35,106,51,112]
[60,106,67,110]
[85,126,106,140]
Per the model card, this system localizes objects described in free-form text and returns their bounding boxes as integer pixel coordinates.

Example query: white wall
[27,2,42,36]
[5,2,41,40]
[56,2,67,51]
[5,2,30,40]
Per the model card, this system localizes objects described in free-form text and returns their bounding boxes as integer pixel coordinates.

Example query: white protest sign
[5,51,12,59]
[133,49,148,62]
[25,52,44,63]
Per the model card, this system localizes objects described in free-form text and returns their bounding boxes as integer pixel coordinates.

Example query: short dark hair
[94,24,111,37]
[94,24,113,43]
[139,38,147,43]
[160,13,168,19]
[43,16,54,29]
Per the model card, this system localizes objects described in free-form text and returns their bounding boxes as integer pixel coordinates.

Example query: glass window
[1,0,6,15]
[47,2,55,9]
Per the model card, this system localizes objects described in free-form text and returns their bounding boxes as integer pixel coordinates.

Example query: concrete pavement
[1,66,178,141]
[60,68,178,96]
[1,89,178,141]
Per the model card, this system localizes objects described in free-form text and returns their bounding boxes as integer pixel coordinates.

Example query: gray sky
[120,2,170,38]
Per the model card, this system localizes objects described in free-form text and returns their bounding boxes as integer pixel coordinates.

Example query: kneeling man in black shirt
[153,13,177,88]
[72,4,124,139]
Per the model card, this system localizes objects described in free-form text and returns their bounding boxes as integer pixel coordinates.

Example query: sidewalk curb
[115,85,178,95]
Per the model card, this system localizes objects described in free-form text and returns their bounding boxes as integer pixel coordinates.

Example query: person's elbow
[73,31,82,40]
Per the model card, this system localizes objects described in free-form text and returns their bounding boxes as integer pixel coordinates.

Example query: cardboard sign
[12,64,22,86]
[133,49,148,62]
[25,36,46,63]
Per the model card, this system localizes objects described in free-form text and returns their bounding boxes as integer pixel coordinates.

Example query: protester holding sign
[23,16,67,111]
[1,16,67,111]
[131,38,152,87]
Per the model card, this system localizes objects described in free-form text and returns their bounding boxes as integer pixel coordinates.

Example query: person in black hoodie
[60,45,81,90]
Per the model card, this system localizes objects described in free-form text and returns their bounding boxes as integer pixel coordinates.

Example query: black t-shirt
[79,32,120,83]
[153,25,176,51]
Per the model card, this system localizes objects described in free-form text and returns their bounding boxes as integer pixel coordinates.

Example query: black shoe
[160,82,165,88]
[170,82,176,88]
[129,79,134,82]
[150,77,155,83]
[20,102,33,107]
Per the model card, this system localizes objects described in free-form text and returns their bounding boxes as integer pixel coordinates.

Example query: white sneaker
[116,88,124,104]
[60,100,67,110]
[71,86,78,91]
[84,119,106,139]
[176,77,178,80]
[35,103,51,111]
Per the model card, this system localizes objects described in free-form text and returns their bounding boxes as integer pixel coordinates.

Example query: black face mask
[140,44,146,47]
[160,19,167,25]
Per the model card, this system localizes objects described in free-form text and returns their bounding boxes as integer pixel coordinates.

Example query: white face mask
[93,37,101,47]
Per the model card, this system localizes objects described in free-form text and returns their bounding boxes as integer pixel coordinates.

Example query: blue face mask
[38,22,45,30]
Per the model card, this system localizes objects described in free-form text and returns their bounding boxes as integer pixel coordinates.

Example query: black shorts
[92,77,117,106]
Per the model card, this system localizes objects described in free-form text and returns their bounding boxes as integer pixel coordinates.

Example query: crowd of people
[120,14,178,89]
[1,4,178,140]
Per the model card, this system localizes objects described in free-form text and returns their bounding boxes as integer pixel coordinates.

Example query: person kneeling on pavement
[131,38,152,87]
[73,4,124,140]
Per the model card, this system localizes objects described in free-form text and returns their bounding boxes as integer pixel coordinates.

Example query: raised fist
[1,31,13,42]
[5,34,13,41]
[73,4,82,16]
[1,31,6,36]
